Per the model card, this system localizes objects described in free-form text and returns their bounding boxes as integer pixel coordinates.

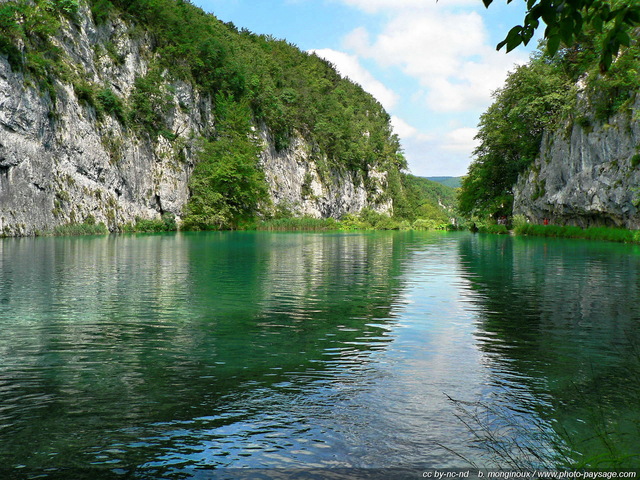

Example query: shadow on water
[456,234,640,469]
[0,232,413,476]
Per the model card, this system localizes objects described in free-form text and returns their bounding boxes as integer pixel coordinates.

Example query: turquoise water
[0,231,638,477]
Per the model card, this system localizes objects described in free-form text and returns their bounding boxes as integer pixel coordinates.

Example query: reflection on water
[458,234,640,468]
[0,232,639,476]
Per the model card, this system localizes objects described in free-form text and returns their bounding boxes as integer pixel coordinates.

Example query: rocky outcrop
[0,4,390,236]
[514,96,640,229]
[259,129,391,219]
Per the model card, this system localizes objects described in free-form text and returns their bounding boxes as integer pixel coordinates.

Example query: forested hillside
[426,177,462,189]
[458,28,640,224]
[394,175,457,224]
[0,0,427,234]
[1,0,404,168]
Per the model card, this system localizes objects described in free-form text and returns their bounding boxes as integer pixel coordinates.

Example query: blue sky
[191,0,536,177]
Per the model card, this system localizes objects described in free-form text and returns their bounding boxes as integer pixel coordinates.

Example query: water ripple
[1,232,639,473]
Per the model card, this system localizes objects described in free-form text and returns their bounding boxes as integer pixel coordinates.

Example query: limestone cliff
[259,129,391,219]
[0,2,391,236]
[514,96,640,229]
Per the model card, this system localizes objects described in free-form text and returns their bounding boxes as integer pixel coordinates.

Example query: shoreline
[512,223,640,244]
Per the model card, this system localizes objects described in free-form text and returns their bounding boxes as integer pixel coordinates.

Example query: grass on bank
[254,217,340,231]
[249,210,456,232]
[49,220,109,236]
[37,214,108,236]
[38,210,458,237]
[514,223,640,244]
[36,213,178,236]
[478,224,509,235]
[183,208,457,232]
[121,212,177,233]
[468,214,640,245]
[45,213,640,244]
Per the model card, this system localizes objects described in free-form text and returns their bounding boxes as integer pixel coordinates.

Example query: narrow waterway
[0,231,638,477]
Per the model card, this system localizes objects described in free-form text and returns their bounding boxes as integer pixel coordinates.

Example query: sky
[191,0,537,177]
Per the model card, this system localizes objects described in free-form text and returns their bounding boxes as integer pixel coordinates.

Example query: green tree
[183,100,268,230]
[96,87,126,124]
[128,70,172,135]
[393,173,456,223]
[490,0,640,70]
[183,135,267,229]
[458,55,575,218]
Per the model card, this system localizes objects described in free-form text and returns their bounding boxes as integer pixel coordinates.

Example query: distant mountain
[426,177,462,189]
[395,174,458,222]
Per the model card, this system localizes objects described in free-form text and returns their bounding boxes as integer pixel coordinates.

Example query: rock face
[259,129,391,219]
[514,97,640,229]
[0,5,390,236]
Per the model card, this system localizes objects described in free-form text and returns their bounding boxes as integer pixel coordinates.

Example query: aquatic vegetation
[48,220,109,236]
[478,224,509,235]
[446,389,640,471]
[514,224,640,244]
[255,217,339,231]
[121,213,178,233]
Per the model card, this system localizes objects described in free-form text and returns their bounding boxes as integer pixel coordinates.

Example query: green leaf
[591,14,603,33]
[600,50,613,72]
[626,9,640,23]
[546,34,561,57]
[537,0,557,25]
[558,17,575,45]
[616,29,631,47]
[498,26,523,53]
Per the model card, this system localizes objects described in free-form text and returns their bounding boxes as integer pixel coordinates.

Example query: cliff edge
[514,96,640,229]
[0,0,396,236]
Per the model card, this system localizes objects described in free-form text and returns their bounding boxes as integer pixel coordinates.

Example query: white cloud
[318,0,532,175]
[343,9,527,113]
[441,127,479,152]
[400,134,472,177]
[391,115,417,138]
[330,0,531,175]
[338,0,478,13]
[309,48,399,110]
[391,116,437,144]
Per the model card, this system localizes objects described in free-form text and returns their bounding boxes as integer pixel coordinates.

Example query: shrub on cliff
[183,100,268,230]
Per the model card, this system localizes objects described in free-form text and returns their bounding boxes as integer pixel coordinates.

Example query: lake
[1,231,639,477]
